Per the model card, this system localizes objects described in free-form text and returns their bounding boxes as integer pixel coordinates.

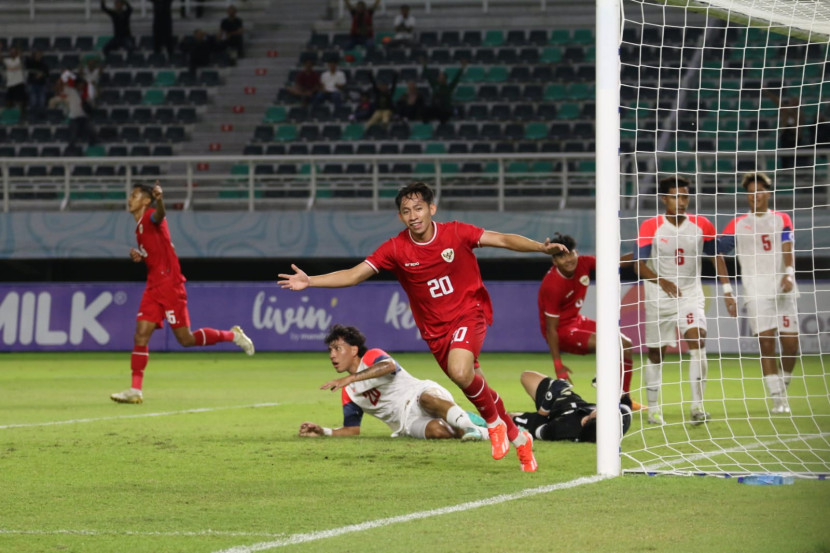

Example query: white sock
[131,387,142,394]
[689,348,706,412]
[445,405,475,431]
[764,373,785,402]
[511,431,528,447]
[644,362,661,410]
[783,372,793,388]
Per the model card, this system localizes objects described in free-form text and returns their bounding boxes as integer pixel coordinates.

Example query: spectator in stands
[365,72,398,128]
[345,0,380,49]
[395,80,425,122]
[101,0,135,55]
[26,50,50,113]
[51,71,96,148]
[350,91,373,122]
[315,60,347,108]
[286,59,322,105]
[150,0,175,58]
[219,5,245,58]
[422,60,467,124]
[389,4,416,47]
[3,46,26,111]
[764,91,805,170]
[183,29,215,76]
[79,57,102,105]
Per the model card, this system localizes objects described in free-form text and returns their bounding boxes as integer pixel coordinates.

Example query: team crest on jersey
[441,248,455,263]
[580,275,590,286]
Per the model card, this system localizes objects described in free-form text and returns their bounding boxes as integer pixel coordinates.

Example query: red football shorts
[136,283,190,329]
[425,311,488,375]
[556,315,596,355]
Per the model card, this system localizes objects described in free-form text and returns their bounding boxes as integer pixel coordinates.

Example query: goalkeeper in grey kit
[510,371,632,443]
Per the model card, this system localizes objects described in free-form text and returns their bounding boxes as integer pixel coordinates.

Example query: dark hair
[550,232,576,254]
[325,324,368,357]
[395,181,435,209]
[741,171,772,191]
[658,175,692,195]
[133,183,155,201]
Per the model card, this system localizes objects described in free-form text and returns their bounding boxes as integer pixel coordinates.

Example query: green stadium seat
[453,85,476,102]
[507,161,530,174]
[154,71,177,87]
[540,47,562,64]
[567,83,594,100]
[0,108,21,125]
[275,125,298,142]
[549,29,570,45]
[461,66,485,82]
[95,35,112,50]
[482,30,504,47]
[414,162,434,174]
[424,142,446,154]
[264,106,287,124]
[484,66,509,82]
[409,123,433,140]
[573,29,593,44]
[342,123,364,141]
[440,163,459,174]
[556,103,580,120]
[544,84,567,101]
[577,160,596,173]
[524,122,548,140]
[142,89,165,106]
[85,145,107,157]
[530,161,554,173]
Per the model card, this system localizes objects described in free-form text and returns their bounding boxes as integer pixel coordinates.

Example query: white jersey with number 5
[721,211,795,298]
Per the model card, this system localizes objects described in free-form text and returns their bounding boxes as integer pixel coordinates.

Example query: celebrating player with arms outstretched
[110,181,254,404]
[299,325,487,440]
[280,181,567,472]
[636,176,724,425]
[719,172,799,414]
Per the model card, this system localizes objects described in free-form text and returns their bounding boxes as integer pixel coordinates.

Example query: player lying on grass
[299,325,488,440]
[111,181,254,405]
[510,371,632,443]
[538,233,643,411]
[282,181,567,471]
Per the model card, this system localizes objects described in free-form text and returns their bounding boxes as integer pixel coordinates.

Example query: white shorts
[395,380,454,439]
[644,292,707,348]
[743,292,799,335]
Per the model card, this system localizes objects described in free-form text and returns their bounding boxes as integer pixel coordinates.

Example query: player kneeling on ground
[510,371,632,442]
[299,324,489,440]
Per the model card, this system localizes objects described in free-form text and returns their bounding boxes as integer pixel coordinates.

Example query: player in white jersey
[298,325,488,440]
[636,176,723,425]
[719,172,799,414]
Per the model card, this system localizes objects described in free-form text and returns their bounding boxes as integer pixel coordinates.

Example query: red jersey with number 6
[364,221,493,339]
[538,255,595,336]
[136,208,185,290]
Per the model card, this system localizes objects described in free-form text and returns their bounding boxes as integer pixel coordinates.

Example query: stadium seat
[424,142,446,155]
[342,123,364,141]
[143,89,165,106]
[462,31,481,47]
[490,104,510,121]
[409,123,433,141]
[483,30,504,47]
[188,89,208,105]
[299,125,320,141]
[275,125,298,142]
[165,126,186,142]
[524,122,548,140]
[474,49,495,64]
[311,144,331,156]
[453,85,476,102]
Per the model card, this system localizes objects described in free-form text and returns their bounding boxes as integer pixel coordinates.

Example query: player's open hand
[724,295,737,318]
[298,422,324,437]
[555,365,573,384]
[542,237,569,256]
[278,264,310,291]
[129,247,144,263]
[781,274,794,293]
[320,375,352,392]
[658,278,681,298]
[151,180,163,201]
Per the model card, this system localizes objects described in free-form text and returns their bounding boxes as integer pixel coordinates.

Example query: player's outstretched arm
[150,180,166,223]
[479,230,568,255]
[278,262,375,291]
[298,421,360,437]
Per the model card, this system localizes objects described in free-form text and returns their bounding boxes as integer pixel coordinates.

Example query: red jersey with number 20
[136,208,185,290]
[364,221,493,340]
[538,255,595,335]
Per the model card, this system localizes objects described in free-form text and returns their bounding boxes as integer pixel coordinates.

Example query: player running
[280,181,567,472]
[718,172,799,414]
[538,233,643,411]
[636,176,723,425]
[110,182,254,404]
[299,324,488,440]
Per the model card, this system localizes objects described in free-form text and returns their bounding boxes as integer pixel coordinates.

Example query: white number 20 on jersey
[427,276,454,298]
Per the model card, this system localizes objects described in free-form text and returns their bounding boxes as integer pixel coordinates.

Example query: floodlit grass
[1,352,828,553]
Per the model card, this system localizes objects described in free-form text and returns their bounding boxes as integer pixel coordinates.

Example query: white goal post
[597,0,830,478]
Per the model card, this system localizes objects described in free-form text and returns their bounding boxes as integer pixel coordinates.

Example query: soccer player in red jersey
[110,182,255,404]
[279,182,567,472]
[537,233,642,411]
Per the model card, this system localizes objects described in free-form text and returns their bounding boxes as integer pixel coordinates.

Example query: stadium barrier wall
[0,280,826,353]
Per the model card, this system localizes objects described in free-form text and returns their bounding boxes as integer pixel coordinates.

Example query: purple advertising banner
[0,282,546,353]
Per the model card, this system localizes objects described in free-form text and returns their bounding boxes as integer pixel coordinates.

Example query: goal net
[617,0,830,477]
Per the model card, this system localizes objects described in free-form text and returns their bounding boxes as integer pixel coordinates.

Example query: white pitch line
[212,474,610,553]
[0,403,281,430]
[0,529,287,538]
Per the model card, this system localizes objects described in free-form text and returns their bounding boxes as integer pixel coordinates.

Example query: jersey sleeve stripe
[362,259,380,274]
[362,348,390,366]
[544,311,560,318]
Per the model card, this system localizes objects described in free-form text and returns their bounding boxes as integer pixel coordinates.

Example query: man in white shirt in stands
[391,4,416,46]
[3,46,27,111]
[315,60,347,108]
[719,172,799,414]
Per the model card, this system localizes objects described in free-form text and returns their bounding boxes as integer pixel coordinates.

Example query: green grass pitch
[1,352,828,553]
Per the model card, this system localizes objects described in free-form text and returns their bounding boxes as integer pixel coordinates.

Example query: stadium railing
[336,0,552,17]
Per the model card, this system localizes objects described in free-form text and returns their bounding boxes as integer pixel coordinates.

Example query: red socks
[489,388,520,441]
[193,328,234,346]
[462,374,500,425]
[131,345,149,390]
[621,358,633,394]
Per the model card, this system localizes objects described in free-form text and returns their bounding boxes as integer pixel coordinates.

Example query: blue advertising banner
[0,282,545,353]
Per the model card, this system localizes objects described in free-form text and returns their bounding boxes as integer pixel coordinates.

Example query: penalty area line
[0,529,287,538]
[212,474,610,553]
[0,403,281,430]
